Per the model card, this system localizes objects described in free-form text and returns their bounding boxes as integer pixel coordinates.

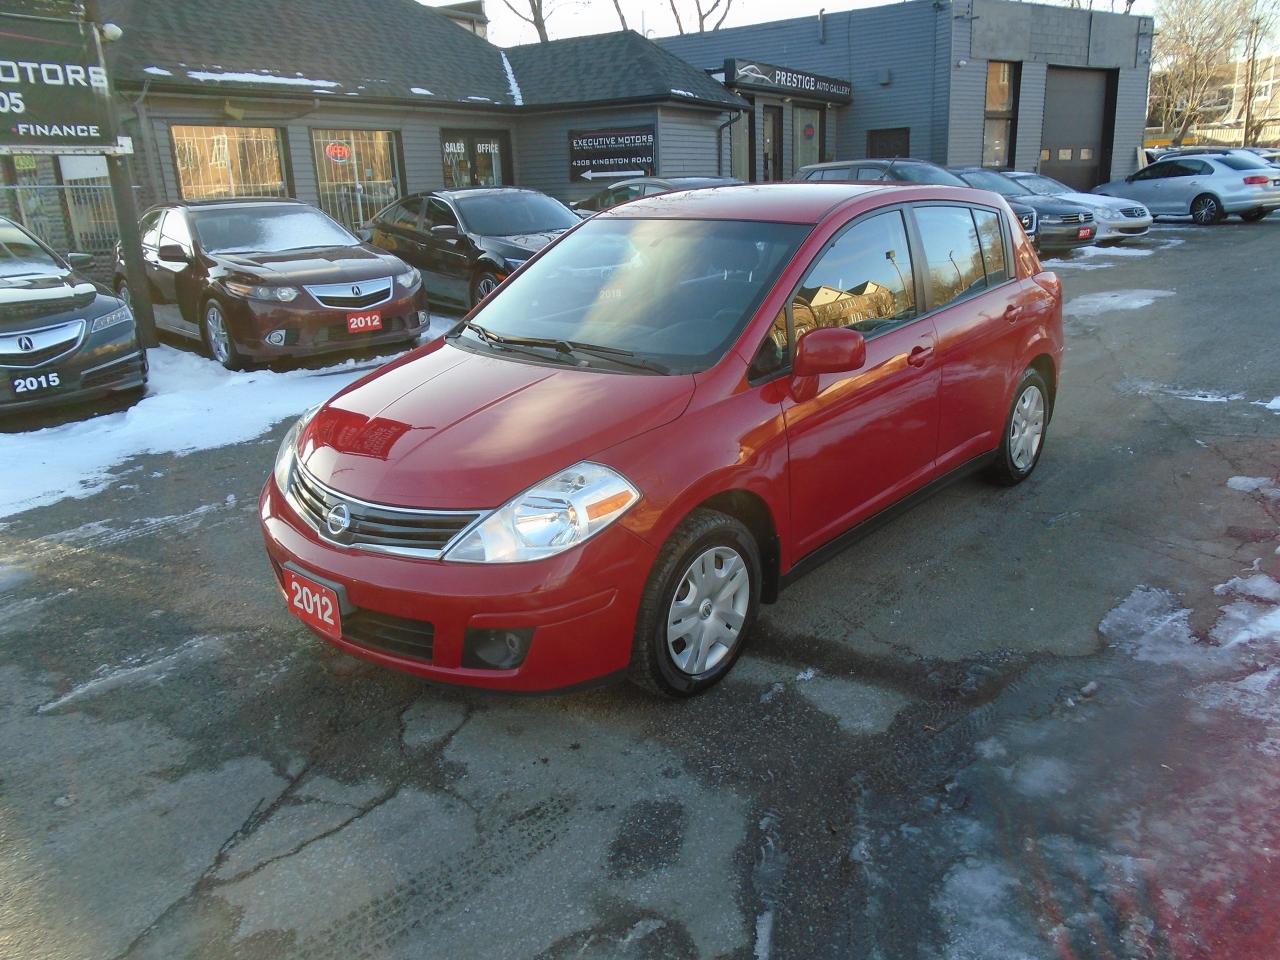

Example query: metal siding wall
[657,108,729,177]
[948,9,987,168]
[512,107,659,203]
[1015,61,1047,171]
[1111,69,1149,181]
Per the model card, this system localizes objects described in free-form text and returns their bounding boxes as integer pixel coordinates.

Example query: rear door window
[913,205,988,309]
[971,208,1010,286]
[817,166,852,181]
[427,198,459,229]
[387,197,424,229]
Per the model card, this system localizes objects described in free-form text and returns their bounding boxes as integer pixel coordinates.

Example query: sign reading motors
[0,14,117,150]
[568,125,656,182]
[724,58,852,104]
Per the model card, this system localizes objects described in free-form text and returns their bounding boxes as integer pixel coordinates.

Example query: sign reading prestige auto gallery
[568,125,656,182]
[724,58,852,104]
[0,13,117,150]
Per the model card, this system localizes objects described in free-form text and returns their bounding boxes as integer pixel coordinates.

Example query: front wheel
[1239,209,1270,223]
[1190,194,1225,226]
[987,369,1050,486]
[470,270,500,309]
[201,299,244,371]
[629,509,761,698]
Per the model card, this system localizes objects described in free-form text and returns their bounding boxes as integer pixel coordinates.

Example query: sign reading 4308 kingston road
[0,13,117,150]
[568,125,656,182]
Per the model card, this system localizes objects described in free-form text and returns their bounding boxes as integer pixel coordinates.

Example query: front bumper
[225,287,428,360]
[1036,221,1097,250]
[1094,212,1153,240]
[0,320,146,413]
[259,477,657,691]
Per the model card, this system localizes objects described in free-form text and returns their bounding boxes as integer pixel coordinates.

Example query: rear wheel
[201,299,244,371]
[629,509,760,698]
[1190,194,1225,225]
[1239,209,1270,223]
[987,369,1050,486]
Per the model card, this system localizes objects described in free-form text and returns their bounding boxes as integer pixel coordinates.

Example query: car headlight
[502,257,527,273]
[395,266,421,290]
[273,404,320,492]
[225,281,299,302]
[90,305,132,332]
[444,461,639,563]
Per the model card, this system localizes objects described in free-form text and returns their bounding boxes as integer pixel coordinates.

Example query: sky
[424,0,1158,48]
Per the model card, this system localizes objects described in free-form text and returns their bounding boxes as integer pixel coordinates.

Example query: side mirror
[430,224,460,240]
[793,327,867,377]
[158,243,190,263]
[65,251,93,270]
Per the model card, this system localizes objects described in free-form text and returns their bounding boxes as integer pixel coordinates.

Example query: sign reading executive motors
[0,13,116,150]
[724,58,852,104]
[568,125,656,182]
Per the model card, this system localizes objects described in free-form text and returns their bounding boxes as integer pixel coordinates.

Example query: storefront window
[793,106,822,172]
[982,62,1020,168]
[441,131,511,187]
[171,125,287,200]
[310,128,402,229]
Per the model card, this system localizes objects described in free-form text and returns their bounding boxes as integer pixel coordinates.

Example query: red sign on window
[803,124,816,141]
[325,142,352,163]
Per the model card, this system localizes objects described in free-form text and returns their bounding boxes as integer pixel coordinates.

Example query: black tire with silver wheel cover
[470,269,500,308]
[201,298,244,370]
[115,279,132,310]
[629,508,761,698]
[1190,194,1225,226]
[1239,209,1270,222]
[987,368,1050,486]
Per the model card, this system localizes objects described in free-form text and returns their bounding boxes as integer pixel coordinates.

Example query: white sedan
[1005,171,1152,243]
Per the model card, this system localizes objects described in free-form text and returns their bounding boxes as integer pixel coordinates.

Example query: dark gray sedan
[950,167,1098,252]
[572,176,743,215]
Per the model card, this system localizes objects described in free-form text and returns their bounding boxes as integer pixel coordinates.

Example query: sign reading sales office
[0,13,117,150]
[568,125,656,182]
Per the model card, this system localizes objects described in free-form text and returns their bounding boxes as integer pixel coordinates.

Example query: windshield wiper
[452,323,667,373]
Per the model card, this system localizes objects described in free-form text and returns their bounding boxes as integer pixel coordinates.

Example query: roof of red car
[603,182,938,224]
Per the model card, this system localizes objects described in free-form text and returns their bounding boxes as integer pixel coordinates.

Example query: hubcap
[206,305,231,363]
[1192,198,1218,224]
[117,283,131,309]
[1009,384,1045,471]
[666,546,750,676]
[476,276,497,299]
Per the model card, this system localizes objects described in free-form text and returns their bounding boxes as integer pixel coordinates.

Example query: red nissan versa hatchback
[260,183,1062,697]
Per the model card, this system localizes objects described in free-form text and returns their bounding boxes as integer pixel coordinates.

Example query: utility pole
[1242,17,1261,147]
[83,0,157,348]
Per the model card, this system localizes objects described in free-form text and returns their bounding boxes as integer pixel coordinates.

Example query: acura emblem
[351,284,362,297]
[17,335,34,352]
[325,502,351,536]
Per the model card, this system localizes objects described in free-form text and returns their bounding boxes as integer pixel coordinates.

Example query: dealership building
[3,0,1152,263]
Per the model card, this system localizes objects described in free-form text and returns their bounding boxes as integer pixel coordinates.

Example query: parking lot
[2,219,1279,959]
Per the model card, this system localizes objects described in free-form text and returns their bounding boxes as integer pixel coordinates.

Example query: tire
[1239,209,1270,223]
[201,298,244,371]
[470,269,500,309]
[987,369,1050,486]
[115,279,132,309]
[629,509,761,698]
[1190,194,1225,226]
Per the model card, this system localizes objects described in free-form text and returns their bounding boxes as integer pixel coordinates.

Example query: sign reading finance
[725,58,852,104]
[568,125,656,182]
[0,14,117,150]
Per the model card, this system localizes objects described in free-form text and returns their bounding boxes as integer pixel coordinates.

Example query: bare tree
[610,0,628,31]
[1150,0,1248,144]
[667,0,736,34]
[502,0,550,42]
[1235,0,1279,144]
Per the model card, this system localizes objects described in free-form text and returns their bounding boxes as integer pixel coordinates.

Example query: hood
[298,341,694,509]
[1019,195,1094,216]
[479,231,566,261]
[0,270,117,330]
[216,243,404,283]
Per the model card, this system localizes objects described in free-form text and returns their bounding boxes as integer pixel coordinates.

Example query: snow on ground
[1227,475,1280,498]
[36,635,226,714]
[0,347,381,518]
[1065,289,1174,317]
[1119,379,1246,403]
[1253,396,1280,413]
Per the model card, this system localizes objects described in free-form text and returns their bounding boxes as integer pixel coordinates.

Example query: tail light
[1244,175,1270,185]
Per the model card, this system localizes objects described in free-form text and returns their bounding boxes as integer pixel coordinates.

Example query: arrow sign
[581,169,646,181]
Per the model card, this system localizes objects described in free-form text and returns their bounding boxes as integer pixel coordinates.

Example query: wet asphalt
[2,218,1279,959]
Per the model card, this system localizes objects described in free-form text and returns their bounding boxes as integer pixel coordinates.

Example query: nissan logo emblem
[17,336,34,352]
[351,285,362,297]
[325,502,351,536]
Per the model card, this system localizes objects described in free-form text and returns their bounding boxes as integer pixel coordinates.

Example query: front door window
[441,131,512,187]
[311,128,402,230]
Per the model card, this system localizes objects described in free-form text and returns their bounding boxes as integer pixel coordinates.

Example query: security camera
[100,22,123,42]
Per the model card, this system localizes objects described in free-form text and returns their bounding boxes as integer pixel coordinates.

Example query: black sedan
[1,217,146,414]
[571,176,743,215]
[114,199,427,370]
[950,167,1098,252]
[367,187,579,309]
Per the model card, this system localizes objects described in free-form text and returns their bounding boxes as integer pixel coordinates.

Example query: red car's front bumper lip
[259,477,655,692]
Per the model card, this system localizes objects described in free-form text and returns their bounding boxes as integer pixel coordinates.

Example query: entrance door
[1040,68,1114,191]
[762,106,783,181]
[441,131,513,188]
[311,129,402,230]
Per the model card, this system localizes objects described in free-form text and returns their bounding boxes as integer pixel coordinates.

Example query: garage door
[1040,68,1114,192]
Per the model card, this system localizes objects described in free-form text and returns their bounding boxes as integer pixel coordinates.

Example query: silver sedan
[1005,171,1152,243]
[1093,154,1280,225]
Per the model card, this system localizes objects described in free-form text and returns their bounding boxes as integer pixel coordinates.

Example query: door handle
[1004,304,1023,324]
[907,344,933,367]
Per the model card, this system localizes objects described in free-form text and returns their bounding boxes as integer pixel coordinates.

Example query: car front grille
[0,319,84,368]
[304,277,392,310]
[345,609,435,661]
[80,352,146,390]
[287,464,484,559]
[1059,212,1094,224]
[1120,207,1146,218]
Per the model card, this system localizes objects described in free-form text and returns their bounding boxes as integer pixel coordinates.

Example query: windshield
[895,164,968,186]
[1017,175,1070,196]
[453,217,810,374]
[0,222,62,278]
[191,205,357,254]
[455,192,580,236]
[958,169,1031,197]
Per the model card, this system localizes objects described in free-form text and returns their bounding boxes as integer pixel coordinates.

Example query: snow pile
[0,346,381,518]
[1227,475,1280,498]
[1064,289,1174,318]
[410,87,434,96]
[500,51,523,106]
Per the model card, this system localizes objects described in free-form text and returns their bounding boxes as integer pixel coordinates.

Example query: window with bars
[170,125,288,200]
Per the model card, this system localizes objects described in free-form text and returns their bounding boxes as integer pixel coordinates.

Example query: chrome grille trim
[1120,207,1146,218]
[0,319,85,369]
[1059,212,1094,224]
[285,462,486,560]
[303,277,392,310]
